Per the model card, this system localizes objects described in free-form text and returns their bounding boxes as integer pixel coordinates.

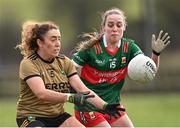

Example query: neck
[107,43,118,51]
[37,50,53,62]
[103,34,121,49]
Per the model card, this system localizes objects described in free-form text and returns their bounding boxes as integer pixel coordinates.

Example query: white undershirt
[103,34,121,48]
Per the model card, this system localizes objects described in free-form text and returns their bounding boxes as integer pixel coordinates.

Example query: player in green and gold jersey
[72,7,170,127]
[15,21,122,127]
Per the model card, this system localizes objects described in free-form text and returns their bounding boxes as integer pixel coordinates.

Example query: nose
[112,25,118,31]
[55,40,60,47]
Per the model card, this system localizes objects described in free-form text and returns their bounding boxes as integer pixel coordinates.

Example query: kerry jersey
[16,53,77,118]
[72,37,143,111]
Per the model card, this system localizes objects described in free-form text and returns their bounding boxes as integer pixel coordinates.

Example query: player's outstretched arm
[151,30,171,67]
[151,30,170,56]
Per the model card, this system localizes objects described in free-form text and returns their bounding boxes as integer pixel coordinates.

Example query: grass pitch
[0,93,180,127]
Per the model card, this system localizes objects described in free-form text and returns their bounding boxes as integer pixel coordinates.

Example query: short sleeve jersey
[72,37,143,111]
[16,53,77,118]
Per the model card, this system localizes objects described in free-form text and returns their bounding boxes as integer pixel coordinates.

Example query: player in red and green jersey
[73,36,143,105]
[72,7,170,127]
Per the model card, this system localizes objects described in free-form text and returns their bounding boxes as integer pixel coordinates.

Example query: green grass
[122,93,180,127]
[0,93,180,127]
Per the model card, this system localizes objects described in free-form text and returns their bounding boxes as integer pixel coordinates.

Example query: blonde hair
[75,7,127,51]
[16,20,59,57]
[101,7,127,30]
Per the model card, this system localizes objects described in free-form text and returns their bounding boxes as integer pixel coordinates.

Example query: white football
[128,54,157,84]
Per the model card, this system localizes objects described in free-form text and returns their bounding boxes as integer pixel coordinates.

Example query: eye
[107,22,114,28]
[58,37,61,41]
[116,22,123,28]
[51,38,56,42]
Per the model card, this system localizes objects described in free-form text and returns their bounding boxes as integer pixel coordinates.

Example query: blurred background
[0,0,180,127]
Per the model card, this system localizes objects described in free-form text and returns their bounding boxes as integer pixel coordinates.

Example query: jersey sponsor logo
[74,54,85,63]
[45,82,70,93]
[81,64,127,84]
[95,59,105,64]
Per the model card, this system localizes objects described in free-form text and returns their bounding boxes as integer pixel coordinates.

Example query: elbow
[35,91,47,101]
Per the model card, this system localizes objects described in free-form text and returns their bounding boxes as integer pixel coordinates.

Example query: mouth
[54,49,60,53]
[111,34,119,37]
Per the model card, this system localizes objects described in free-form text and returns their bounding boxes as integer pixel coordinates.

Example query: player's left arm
[151,30,171,68]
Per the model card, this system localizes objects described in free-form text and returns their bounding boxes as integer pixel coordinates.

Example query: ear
[37,39,42,47]
[123,24,126,31]
[101,26,105,33]
[123,26,126,31]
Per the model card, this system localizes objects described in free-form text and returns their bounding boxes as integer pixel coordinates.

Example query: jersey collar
[103,34,121,48]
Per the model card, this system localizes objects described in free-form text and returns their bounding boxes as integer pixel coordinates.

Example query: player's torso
[26,54,71,93]
[81,40,130,85]
[17,54,71,117]
[36,58,70,93]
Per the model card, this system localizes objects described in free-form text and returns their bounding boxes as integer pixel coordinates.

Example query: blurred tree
[0,0,180,96]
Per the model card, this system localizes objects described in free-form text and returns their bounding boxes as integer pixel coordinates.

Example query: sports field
[0,93,180,127]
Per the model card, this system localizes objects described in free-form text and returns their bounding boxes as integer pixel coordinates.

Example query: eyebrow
[50,36,61,39]
[108,21,122,23]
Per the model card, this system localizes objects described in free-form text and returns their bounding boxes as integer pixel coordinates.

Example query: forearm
[36,89,69,103]
[27,77,69,103]
[151,53,160,69]
[86,90,107,110]
[151,30,170,68]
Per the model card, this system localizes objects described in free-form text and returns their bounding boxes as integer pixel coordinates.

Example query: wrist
[103,102,108,110]
[66,94,73,103]
[152,50,160,56]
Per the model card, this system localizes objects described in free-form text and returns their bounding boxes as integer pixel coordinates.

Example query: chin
[55,53,59,57]
[111,39,119,43]
[111,36,121,41]
[51,54,58,58]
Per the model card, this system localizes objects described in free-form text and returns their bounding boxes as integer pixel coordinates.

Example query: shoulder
[21,53,38,64]
[56,54,66,59]
[27,53,38,60]
[122,37,140,49]
[122,37,136,44]
[20,53,40,69]
[56,54,71,61]
[56,54,73,65]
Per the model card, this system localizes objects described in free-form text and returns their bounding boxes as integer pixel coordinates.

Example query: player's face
[102,14,125,44]
[38,29,61,60]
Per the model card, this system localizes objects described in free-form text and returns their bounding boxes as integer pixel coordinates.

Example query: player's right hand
[102,103,126,120]
[67,91,95,105]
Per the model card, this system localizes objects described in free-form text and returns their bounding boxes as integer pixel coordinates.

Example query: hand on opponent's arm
[66,91,125,120]
[66,91,95,105]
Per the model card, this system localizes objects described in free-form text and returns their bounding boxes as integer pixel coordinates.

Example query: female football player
[15,20,121,127]
[72,7,170,127]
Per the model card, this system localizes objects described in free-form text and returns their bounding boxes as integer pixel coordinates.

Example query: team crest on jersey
[60,70,65,75]
[121,57,126,64]
[89,112,96,120]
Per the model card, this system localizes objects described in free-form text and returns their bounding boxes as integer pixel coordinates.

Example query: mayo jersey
[16,53,77,118]
[72,37,143,111]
